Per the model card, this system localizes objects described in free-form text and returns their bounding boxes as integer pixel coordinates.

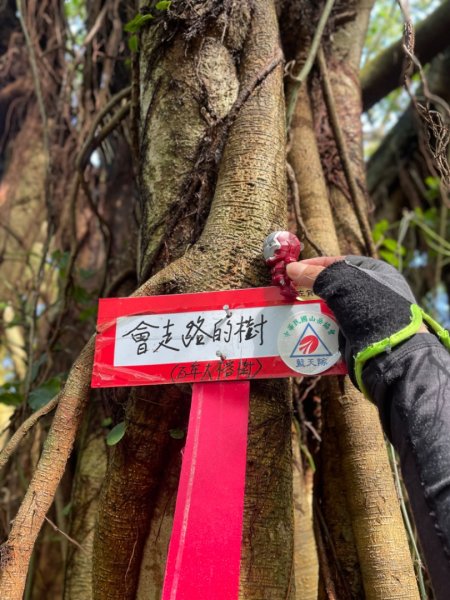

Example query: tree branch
[285,0,336,126]
[0,394,59,472]
[367,50,450,200]
[44,515,86,554]
[361,0,450,111]
[317,48,376,256]
[286,160,325,256]
[313,510,338,600]
[103,268,136,298]
[16,0,49,160]
[76,87,131,169]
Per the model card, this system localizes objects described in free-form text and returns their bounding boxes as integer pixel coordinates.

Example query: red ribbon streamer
[162,381,250,599]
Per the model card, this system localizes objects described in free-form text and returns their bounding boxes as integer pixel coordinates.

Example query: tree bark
[136,445,182,599]
[292,424,318,599]
[64,404,107,600]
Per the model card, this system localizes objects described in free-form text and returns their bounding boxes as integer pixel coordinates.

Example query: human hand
[285,256,344,288]
[286,256,425,390]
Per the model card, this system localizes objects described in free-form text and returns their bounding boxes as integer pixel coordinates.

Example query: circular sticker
[277,309,341,375]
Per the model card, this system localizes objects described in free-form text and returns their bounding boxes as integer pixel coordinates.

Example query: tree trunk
[287,2,420,597]
[92,2,295,598]
[292,424,319,599]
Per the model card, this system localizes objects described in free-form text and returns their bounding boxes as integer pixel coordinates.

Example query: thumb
[286,262,326,290]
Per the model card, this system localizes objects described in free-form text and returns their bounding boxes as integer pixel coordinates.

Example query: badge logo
[278,310,340,375]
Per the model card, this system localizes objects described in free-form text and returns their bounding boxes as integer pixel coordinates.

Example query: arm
[365,335,450,599]
[287,256,450,599]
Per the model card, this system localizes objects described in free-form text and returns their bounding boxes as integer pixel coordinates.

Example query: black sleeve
[364,334,450,600]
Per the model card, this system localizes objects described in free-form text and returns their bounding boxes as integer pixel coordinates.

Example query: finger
[286,262,326,289]
[286,256,344,289]
[286,257,344,290]
[297,256,345,267]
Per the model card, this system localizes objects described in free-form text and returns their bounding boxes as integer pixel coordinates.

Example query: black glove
[312,256,449,392]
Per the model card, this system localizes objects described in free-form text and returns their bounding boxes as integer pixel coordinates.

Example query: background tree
[0,0,448,599]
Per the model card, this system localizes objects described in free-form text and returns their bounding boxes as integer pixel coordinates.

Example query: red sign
[162,382,249,600]
[92,286,346,388]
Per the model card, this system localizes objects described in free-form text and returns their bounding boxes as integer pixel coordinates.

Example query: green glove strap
[354,304,424,396]
[421,310,450,350]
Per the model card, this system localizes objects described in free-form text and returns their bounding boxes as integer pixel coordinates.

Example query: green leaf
[425,176,440,191]
[124,13,153,33]
[372,218,390,243]
[381,238,405,256]
[28,377,61,411]
[424,176,440,201]
[106,421,126,446]
[379,249,399,268]
[79,268,95,280]
[423,207,438,226]
[101,417,113,428]
[128,34,139,53]
[155,0,171,9]
[381,237,398,251]
[79,306,97,322]
[169,428,185,440]
[62,502,72,517]
[72,285,91,305]
[64,0,86,20]
[0,387,23,406]
[52,250,70,277]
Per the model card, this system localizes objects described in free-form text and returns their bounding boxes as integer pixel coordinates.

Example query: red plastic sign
[162,381,249,600]
[92,287,346,388]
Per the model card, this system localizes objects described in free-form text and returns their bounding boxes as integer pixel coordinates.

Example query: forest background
[0,0,449,598]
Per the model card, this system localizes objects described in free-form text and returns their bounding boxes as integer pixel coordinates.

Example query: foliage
[364,2,450,327]
[64,0,86,20]
[106,421,126,446]
[373,197,450,325]
[169,428,184,439]
[0,383,23,407]
[124,2,171,51]
[128,34,139,53]
[124,13,154,33]
[64,0,88,47]
[372,219,406,269]
[28,376,62,411]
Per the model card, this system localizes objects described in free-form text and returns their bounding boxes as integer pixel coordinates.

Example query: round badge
[277,309,341,375]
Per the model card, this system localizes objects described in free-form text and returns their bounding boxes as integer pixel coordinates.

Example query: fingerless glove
[313,256,450,393]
